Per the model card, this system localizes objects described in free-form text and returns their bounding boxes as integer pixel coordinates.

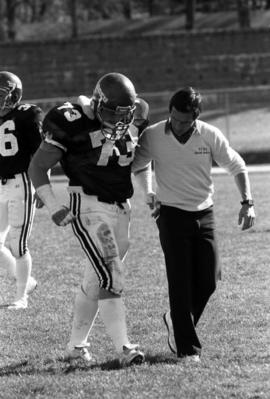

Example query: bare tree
[6,0,20,40]
[122,0,132,19]
[0,0,6,40]
[237,0,251,28]
[185,0,196,30]
[69,0,78,38]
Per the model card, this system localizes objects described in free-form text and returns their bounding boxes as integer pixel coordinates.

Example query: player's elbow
[28,152,50,188]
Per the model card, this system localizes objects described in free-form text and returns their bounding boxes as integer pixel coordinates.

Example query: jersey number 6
[0,120,19,157]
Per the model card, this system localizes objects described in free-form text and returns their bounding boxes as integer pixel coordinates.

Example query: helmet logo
[96,82,108,104]
[7,80,15,89]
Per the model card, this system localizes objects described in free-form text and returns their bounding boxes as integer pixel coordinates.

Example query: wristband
[240,199,254,206]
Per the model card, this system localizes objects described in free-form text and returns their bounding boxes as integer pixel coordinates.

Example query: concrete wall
[1,28,270,99]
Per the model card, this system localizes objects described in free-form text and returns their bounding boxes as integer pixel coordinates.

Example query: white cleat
[64,343,92,362]
[120,344,145,367]
[26,277,38,295]
[7,297,28,310]
[163,311,177,354]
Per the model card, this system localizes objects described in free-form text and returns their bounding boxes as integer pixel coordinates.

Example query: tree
[122,0,132,19]
[0,0,6,40]
[185,0,196,30]
[69,0,78,38]
[237,0,251,28]
[6,0,19,40]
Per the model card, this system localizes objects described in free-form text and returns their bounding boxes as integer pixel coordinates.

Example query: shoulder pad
[17,103,43,114]
[77,95,95,120]
[135,98,149,121]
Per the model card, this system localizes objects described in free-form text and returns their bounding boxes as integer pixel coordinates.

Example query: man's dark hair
[169,86,202,119]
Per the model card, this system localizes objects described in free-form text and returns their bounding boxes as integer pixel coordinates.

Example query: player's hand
[146,192,156,210]
[238,205,255,230]
[145,192,161,219]
[34,192,44,209]
[151,201,161,220]
[51,206,75,226]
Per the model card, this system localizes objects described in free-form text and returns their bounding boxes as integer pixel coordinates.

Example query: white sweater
[132,119,247,211]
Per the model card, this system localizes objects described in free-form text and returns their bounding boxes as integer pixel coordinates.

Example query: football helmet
[0,71,22,112]
[92,72,137,141]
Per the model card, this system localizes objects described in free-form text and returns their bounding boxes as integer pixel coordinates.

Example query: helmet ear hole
[12,91,21,104]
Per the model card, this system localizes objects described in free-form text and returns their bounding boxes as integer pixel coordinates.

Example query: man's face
[170,107,195,137]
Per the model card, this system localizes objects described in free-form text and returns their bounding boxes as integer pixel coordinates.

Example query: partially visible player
[29,72,152,366]
[0,71,43,309]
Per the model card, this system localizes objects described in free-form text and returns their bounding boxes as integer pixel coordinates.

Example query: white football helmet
[0,71,22,113]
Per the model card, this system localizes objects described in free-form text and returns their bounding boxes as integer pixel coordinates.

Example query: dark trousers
[157,205,220,356]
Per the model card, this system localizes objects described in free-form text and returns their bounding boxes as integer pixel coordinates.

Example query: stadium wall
[1,28,270,99]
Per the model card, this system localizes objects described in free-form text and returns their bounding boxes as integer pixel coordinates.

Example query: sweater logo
[194,147,210,155]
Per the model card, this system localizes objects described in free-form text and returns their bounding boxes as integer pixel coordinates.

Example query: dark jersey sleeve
[22,104,44,154]
[43,102,86,151]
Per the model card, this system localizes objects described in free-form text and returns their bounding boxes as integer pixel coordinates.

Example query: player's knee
[81,279,99,300]
[98,287,121,300]
[9,242,28,259]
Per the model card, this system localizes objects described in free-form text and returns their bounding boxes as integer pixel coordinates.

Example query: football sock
[0,245,16,279]
[69,287,99,347]
[98,297,130,353]
[15,252,32,301]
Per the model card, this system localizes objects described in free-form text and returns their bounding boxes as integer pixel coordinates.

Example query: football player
[28,72,153,366]
[0,71,43,309]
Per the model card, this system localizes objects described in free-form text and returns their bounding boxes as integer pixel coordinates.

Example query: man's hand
[145,192,161,219]
[238,205,255,230]
[34,192,44,209]
[51,206,75,226]
[146,192,156,210]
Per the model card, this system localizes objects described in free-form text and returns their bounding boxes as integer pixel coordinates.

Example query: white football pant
[0,173,35,300]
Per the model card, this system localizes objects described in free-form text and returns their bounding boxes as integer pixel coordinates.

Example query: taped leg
[68,265,99,348]
[114,201,131,261]
[0,200,16,279]
[8,177,35,307]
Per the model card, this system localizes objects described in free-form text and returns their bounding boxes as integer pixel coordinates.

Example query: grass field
[0,173,270,399]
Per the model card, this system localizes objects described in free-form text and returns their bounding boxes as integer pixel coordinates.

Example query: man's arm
[133,163,156,209]
[29,142,74,226]
[234,172,255,230]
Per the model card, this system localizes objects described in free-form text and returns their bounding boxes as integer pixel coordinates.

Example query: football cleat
[120,344,145,367]
[163,311,177,354]
[26,276,38,295]
[7,297,28,310]
[64,343,92,362]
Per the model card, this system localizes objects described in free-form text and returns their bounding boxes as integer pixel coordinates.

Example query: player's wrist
[240,199,254,207]
[36,184,61,215]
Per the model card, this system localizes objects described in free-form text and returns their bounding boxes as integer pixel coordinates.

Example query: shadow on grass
[0,352,177,376]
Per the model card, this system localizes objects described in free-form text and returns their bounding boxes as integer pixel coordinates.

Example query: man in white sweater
[132,87,255,362]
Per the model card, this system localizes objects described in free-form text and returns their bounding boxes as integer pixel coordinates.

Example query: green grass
[0,173,269,398]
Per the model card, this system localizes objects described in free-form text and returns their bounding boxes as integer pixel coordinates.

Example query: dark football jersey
[0,104,43,177]
[43,102,143,202]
